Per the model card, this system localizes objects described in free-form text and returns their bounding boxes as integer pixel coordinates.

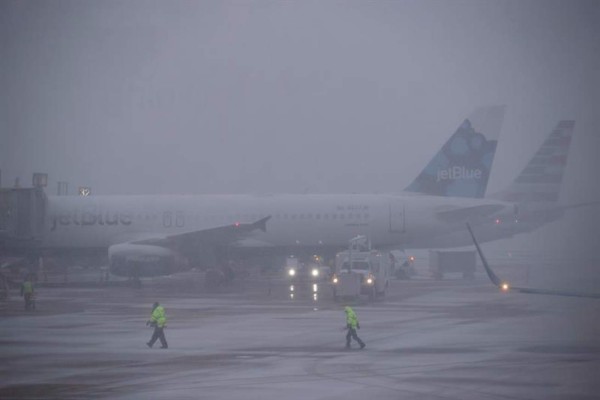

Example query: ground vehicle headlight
[288,269,296,277]
[332,275,338,284]
[311,268,319,277]
[501,282,510,292]
[366,277,373,285]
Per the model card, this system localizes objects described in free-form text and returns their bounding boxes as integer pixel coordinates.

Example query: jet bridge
[0,187,47,252]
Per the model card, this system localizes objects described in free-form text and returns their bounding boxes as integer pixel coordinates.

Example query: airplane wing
[132,216,271,251]
[466,223,600,299]
[435,204,506,223]
[557,200,600,212]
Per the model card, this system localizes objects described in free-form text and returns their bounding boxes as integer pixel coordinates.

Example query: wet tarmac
[1,268,599,400]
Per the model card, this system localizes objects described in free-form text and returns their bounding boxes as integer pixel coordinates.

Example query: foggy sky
[1,1,599,256]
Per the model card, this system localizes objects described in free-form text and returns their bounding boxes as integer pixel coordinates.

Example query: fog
[1,0,599,258]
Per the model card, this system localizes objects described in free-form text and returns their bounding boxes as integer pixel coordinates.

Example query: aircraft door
[388,199,406,233]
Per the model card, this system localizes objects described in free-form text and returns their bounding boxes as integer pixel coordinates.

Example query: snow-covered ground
[1,270,599,399]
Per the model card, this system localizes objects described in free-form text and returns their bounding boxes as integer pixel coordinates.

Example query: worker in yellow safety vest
[20,274,35,311]
[344,306,365,349]
[146,302,168,349]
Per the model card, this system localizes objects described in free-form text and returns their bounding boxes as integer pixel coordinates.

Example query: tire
[396,269,408,280]
[205,269,225,288]
[368,287,375,301]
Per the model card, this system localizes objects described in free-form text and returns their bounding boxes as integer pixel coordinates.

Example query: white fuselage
[42,193,510,251]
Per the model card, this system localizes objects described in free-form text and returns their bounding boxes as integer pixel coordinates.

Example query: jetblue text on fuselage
[436,166,482,182]
[50,211,133,231]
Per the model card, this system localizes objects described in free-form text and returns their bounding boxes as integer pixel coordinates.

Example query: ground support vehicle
[389,250,416,279]
[285,255,330,283]
[331,237,391,301]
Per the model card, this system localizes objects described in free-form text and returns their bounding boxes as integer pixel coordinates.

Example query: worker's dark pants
[346,328,365,348]
[148,327,168,348]
[24,293,34,311]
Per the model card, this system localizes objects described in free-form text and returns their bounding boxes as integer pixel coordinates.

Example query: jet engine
[108,243,187,278]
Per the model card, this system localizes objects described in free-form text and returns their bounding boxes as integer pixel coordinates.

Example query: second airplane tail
[492,120,575,205]
[405,105,505,198]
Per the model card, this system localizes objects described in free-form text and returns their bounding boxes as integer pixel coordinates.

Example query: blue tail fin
[405,106,505,198]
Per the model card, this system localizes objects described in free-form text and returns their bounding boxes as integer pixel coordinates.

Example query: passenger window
[163,212,172,227]
[175,211,184,227]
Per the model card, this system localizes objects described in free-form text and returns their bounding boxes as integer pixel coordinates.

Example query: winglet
[467,223,600,299]
[466,223,502,287]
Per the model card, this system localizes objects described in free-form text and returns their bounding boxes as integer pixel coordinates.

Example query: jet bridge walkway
[0,187,47,253]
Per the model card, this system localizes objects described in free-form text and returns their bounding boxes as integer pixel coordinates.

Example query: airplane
[0,106,505,277]
[1,106,508,281]
[466,223,600,299]
[4,110,594,286]
[14,106,581,284]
